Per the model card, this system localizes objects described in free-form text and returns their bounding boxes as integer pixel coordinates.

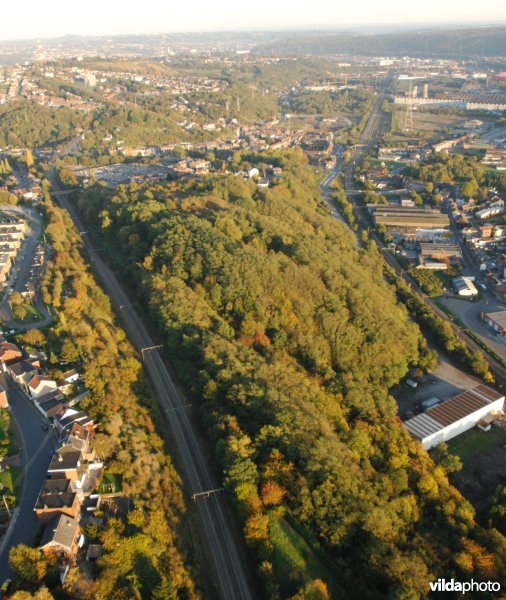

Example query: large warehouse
[369,205,450,235]
[403,384,504,450]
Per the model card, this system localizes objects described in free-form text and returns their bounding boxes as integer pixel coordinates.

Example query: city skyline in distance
[0,0,504,42]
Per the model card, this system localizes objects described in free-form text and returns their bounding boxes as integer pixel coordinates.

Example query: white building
[404,385,504,450]
[475,206,504,220]
[28,375,58,398]
[453,276,478,297]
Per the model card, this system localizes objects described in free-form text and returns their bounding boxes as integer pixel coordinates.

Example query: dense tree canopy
[75,149,506,597]
[37,192,199,599]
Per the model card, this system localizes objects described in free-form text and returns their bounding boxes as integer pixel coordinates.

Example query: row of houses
[0,215,26,287]
[36,419,102,566]
[0,339,103,570]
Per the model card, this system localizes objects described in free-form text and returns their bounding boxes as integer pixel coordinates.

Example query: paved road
[439,294,506,360]
[0,378,56,582]
[52,182,253,600]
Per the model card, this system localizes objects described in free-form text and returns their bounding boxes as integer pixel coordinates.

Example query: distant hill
[252,27,506,58]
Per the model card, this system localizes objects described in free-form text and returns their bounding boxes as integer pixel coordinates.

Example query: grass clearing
[11,300,42,324]
[448,425,506,462]
[270,515,340,597]
[447,425,506,505]
[97,472,122,494]
[0,465,21,507]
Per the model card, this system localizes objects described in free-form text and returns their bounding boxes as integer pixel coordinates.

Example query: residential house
[37,393,66,418]
[0,342,22,372]
[28,375,58,398]
[479,225,494,239]
[61,369,80,384]
[39,515,81,563]
[47,447,85,487]
[60,423,96,462]
[9,360,38,387]
[55,409,94,436]
[35,478,81,524]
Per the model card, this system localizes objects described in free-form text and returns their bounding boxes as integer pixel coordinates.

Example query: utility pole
[3,495,11,517]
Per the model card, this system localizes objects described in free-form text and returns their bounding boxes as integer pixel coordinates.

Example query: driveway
[0,376,56,582]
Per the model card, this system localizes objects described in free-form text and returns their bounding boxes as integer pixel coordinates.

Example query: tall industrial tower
[403,81,414,132]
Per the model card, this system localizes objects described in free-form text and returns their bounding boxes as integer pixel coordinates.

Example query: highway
[51,179,253,600]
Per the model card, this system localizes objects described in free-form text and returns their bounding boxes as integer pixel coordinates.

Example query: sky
[0,0,505,40]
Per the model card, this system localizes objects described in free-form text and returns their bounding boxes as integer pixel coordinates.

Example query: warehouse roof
[404,413,442,439]
[483,310,506,329]
[374,214,450,228]
[404,385,504,442]
[419,242,462,257]
[427,386,498,427]
[453,276,478,294]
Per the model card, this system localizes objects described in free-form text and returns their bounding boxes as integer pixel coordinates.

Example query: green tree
[60,339,79,363]
[9,545,47,584]
[25,148,34,168]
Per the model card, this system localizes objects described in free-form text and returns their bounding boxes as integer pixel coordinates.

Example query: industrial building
[481,310,506,337]
[370,206,450,237]
[418,242,462,268]
[404,385,505,450]
[452,276,478,297]
[419,242,462,261]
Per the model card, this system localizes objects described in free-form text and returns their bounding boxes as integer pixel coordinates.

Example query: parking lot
[439,292,506,360]
[7,241,47,300]
[394,355,481,419]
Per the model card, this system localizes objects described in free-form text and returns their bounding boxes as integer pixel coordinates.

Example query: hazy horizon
[0,0,504,42]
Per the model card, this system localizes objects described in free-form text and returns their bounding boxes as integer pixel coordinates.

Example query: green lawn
[448,426,506,462]
[0,466,21,508]
[270,515,340,597]
[370,158,408,171]
[97,472,122,494]
[12,301,42,324]
[0,410,18,458]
